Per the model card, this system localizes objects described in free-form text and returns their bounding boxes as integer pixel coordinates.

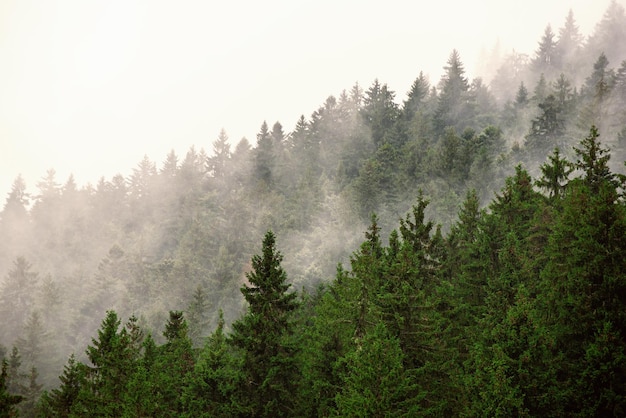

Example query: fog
[0,0,617,196]
[1,0,626,397]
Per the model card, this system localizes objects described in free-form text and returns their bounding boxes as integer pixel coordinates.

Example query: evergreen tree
[18,366,42,417]
[535,147,573,200]
[160,149,179,178]
[531,73,548,104]
[579,53,614,135]
[254,121,274,189]
[537,126,626,415]
[585,0,626,67]
[71,311,136,417]
[182,311,241,417]
[551,73,577,118]
[334,322,418,417]
[515,82,529,108]
[0,359,22,417]
[382,196,457,414]
[435,49,473,134]
[6,347,26,398]
[229,231,300,417]
[127,154,158,221]
[0,258,39,347]
[152,311,195,417]
[37,354,82,418]
[208,128,232,180]
[532,25,559,81]
[122,334,159,417]
[186,285,212,348]
[573,125,618,192]
[15,311,46,370]
[0,175,30,264]
[555,9,584,79]
[444,189,487,360]
[525,94,566,161]
[403,72,430,122]
[361,79,402,148]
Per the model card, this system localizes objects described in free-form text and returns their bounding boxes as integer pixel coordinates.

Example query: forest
[2,2,626,416]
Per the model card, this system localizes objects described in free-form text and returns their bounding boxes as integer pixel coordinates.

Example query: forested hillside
[2,3,626,416]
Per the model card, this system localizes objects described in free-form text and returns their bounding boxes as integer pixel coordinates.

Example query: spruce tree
[334,322,418,417]
[537,126,626,415]
[535,147,573,201]
[435,49,473,135]
[38,354,82,418]
[182,311,241,417]
[153,311,195,417]
[0,359,22,417]
[532,25,559,80]
[71,310,136,417]
[229,231,300,417]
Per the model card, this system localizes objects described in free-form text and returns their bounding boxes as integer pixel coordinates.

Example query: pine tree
[151,311,195,417]
[381,196,457,414]
[182,310,242,417]
[555,9,584,79]
[17,366,42,417]
[6,347,26,397]
[585,0,626,66]
[122,334,159,417]
[536,126,626,415]
[361,79,401,148]
[532,73,548,104]
[229,231,300,417]
[532,25,559,81]
[71,310,136,417]
[444,189,487,359]
[334,322,418,417]
[186,285,212,348]
[515,82,529,108]
[435,49,473,134]
[465,166,550,416]
[0,175,30,263]
[403,72,430,122]
[254,121,274,189]
[525,94,566,161]
[38,354,82,418]
[572,125,618,192]
[0,258,39,344]
[208,128,232,180]
[579,53,615,135]
[0,359,23,417]
[536,147,573,201]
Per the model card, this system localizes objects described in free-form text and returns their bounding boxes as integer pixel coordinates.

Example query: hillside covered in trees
[2,3,626,416]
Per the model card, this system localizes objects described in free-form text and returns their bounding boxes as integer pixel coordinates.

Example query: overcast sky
[0,0,622,198]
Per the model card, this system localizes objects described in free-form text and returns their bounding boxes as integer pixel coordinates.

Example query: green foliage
[152,311,195,417]
[335,322,419,417]
[71,311,138,417]
[0,359,23,417]
[182,311,242,417]
[2,7,626,415]
[37,354,82,418]
[185,285,212,348]
[435,49,475,135]
[536,147,573,200]
[228,231,300,417]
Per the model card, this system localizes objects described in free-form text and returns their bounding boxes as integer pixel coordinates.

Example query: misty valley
[3,3,626,417]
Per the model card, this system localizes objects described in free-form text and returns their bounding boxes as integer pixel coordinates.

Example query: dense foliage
[2,4,626,416]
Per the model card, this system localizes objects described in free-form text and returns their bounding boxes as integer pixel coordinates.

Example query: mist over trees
[2,3,626,416]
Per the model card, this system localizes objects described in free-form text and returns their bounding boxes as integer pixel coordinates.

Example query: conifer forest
[3,3,626,417]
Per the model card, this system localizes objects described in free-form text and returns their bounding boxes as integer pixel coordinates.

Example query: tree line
[3,127,624,416]
[2,3,626,416]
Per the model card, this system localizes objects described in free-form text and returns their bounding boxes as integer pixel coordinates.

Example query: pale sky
[0,0,621,198]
